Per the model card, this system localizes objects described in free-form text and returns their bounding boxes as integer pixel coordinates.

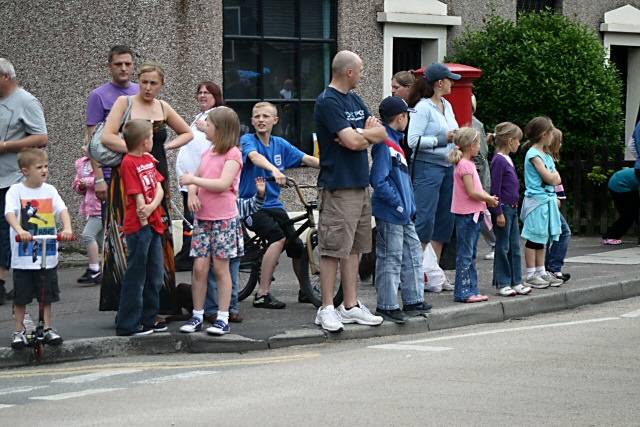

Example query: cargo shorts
[317,188,372,258]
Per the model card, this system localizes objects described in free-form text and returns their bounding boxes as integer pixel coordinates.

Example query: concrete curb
[1,279,639,368]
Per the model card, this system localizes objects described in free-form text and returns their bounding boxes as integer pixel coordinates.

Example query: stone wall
[0,0,223,235]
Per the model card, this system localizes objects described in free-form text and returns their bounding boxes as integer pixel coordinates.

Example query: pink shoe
[465,295,485,303]
[602,238,623,245]
[477,294,489,301]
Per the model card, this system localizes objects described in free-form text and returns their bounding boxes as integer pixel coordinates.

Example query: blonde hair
[448,127,479,165]
[547,127,563,161]
[208,106,240,154]
[138,61,165,84]
[17,148,47,169]
[252,101,278,117]
[487,122,523,151]
[123,119,153,151]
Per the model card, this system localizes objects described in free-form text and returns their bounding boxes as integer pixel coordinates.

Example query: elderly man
[0,58,48,304]
[313,50,387,332]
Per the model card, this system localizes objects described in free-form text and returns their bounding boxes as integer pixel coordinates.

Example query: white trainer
[498,286,516,297]
[540,272,563,287]
[314,305,343,332]
[442,281,455,292]
[525,273,550,289]
[512,284,532,295]
[337,301,383,326]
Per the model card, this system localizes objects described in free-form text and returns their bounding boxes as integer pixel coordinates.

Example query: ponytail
[448,146,463,165]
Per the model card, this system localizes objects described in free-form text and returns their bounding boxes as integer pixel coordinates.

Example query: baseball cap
[379,96,414,122]
[425,63,461,82]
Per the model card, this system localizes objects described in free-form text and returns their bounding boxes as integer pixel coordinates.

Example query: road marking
[30,388,125,401]
[621,309,640,318]
[134,370,218,385]
[0,352,319,380]
[52,369,142,384]
[369,344,453,352]
[0,404,15,410]
[0,385,49,396]
[400,317,621,345]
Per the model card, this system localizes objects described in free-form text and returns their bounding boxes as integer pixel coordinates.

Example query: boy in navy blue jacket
[370,96,431,323]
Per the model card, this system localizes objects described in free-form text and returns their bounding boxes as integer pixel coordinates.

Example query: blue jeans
[116,226,163,335]
[374,219,424,310]
[204,257,240,315]
[454,213,481,301]
[546,213,571,272]
[413,162,454,244]
[492,205,523,287]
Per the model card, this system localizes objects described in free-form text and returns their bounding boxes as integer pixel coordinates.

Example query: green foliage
[448,11,624,159]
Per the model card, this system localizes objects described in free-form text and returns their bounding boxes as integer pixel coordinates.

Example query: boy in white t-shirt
[4,148,73,349]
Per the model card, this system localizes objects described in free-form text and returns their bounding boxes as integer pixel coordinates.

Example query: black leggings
[603,190,640,239]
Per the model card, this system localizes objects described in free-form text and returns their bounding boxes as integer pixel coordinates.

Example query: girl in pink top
[178,107,244,336]
[449,128,499,303]
[72,148,104,285]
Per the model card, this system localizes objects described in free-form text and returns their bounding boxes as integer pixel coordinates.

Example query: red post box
[414,63,482,128]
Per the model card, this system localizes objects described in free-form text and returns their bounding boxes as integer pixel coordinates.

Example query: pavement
[0,235,639,368]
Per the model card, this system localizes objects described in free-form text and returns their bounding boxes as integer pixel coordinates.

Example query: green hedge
[448,11,625,233]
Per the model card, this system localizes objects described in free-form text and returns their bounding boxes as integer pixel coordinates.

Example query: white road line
[134,370,219,385]
[400,317,621,345]
[369,344,453,352]
[30,388,125,401]
[51,369,142,384]
[0,404,16,409]
[621,309,640,318]
[0,385,49,396]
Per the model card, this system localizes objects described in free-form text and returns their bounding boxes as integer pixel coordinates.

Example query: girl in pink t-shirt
[449,128,499,303]
[178,106,244,336]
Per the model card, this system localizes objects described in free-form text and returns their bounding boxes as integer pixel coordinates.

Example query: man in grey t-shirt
[0,58,48,303]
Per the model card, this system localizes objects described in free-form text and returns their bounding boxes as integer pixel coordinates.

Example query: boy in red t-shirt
[116,119,166,336]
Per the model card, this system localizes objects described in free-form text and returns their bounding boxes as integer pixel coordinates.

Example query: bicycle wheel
[300,229,343,308]
[237,229,264,301]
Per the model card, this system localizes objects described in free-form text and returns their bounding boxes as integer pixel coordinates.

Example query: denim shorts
[190,217,244,259]
[412,162,454,244]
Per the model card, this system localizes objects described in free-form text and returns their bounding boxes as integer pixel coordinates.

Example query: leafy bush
[448,11,625,233]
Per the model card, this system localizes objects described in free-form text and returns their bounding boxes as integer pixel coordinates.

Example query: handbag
[88,96,132,167]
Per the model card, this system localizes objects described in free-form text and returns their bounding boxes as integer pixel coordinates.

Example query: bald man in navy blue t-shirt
[313,50,387,332]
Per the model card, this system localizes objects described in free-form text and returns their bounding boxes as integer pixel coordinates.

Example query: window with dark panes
[223,0,337,154]
[517,0,558,14]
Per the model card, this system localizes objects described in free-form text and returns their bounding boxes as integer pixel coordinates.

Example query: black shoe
[133,325,154,336]
[403,302,432,317]
[253,293,286,309]
[550,271,571,283]
[77,268,101,284]
[297,290,312,304]
[152,320,168,332]
[375,308,408,324]
[0,283,5,305]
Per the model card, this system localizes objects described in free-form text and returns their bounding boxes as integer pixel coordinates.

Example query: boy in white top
[4,148,73,349]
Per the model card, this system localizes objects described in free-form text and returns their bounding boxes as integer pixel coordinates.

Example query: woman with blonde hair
[99,61,193,317]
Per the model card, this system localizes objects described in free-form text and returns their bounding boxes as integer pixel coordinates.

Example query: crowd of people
[1,44,639,345]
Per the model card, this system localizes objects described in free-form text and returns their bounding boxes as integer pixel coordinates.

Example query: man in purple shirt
[85,45,139,200]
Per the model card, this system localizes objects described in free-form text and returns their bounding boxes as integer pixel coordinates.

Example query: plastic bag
[423,243,447,292]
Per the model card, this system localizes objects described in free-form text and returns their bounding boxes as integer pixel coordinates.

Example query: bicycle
[238,177,343,308]
[14,233,74,362]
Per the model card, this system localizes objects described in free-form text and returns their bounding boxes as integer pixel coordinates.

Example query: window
[223,0,337,154]
[517,0,558,14]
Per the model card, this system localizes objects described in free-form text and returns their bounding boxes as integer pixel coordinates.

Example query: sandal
[465,295,485,303]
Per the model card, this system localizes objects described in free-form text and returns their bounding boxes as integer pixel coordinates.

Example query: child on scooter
[5,148,73,349]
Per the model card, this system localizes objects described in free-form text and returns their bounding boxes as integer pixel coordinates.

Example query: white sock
[192,309,204,322]
[218,311,229,324]
[89,264,100,272]
[526,267,536,278]
[536,266,545,274]
[323,305,335,311]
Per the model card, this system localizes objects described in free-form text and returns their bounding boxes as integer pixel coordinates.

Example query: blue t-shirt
[524,147,556,197]
[608,168,639,193]
[239,133,305,209]
[314,86,371,190]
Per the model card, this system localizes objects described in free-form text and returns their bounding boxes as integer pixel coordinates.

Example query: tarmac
[0,235,639,368]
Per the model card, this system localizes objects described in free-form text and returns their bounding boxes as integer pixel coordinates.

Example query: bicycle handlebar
[264,176,316,209]
[15,233,76,242]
